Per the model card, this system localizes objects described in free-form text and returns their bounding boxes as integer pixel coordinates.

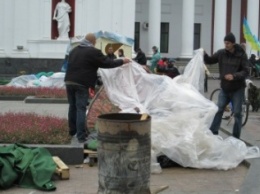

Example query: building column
[213,0,227,52]
[247,0,259,55]
[180,0,195,58]
[148,0,161,56]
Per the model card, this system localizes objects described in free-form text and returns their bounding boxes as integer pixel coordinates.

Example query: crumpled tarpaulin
[0,144,56,191]
[98,49,260,170]
[6,72,65,88]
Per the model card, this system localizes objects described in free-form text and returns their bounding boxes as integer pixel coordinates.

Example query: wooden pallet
[84,149,97,167]
[53,156,70,180]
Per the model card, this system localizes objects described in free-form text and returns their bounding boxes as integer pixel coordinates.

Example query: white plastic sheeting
[7,73,66,88]
[99,49,260,170]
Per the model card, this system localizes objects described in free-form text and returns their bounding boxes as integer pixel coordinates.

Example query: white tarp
[7,73,65,88]
[99,49,260,170]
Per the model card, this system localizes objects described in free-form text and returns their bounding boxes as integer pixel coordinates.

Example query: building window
[194,23,201,50]
[134,22,140,52]
[160,23,169,53]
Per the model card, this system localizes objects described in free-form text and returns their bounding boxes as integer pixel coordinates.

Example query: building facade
[0,0,259,74]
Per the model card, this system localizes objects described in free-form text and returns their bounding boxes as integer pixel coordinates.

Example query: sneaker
[78,139,87,144]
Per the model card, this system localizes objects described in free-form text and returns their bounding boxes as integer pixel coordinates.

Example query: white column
[213,0,227,52]
[40,0,52,39]
[148,0,161,56]
[74,0,84,36]
[247,0,259,55]
[3,0,14,57]
[180,0,195,58]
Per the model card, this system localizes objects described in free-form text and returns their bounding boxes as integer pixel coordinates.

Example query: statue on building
[53,0,72,40]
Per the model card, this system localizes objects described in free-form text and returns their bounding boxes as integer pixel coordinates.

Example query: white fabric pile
[6,73,65,88]
[99,49,260,170]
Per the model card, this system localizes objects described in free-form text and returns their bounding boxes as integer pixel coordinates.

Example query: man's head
[108,46,114,54]
[224,32,236,52]
[136,48,142,53]
[85,33,96,46]
[152,46,158,54]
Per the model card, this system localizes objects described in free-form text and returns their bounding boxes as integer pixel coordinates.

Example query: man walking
[204,32,249,138]
[64,33,130,143]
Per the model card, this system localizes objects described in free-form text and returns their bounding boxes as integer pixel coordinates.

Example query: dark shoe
[69,130,76,136]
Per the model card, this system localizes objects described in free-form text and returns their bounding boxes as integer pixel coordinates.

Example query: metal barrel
[97,113,151,194]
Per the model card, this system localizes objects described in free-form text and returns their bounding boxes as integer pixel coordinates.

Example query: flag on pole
[243,18,260,51]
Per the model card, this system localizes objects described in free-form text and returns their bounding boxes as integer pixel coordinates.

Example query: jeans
[66,84,89,142]
[210,88,245,138]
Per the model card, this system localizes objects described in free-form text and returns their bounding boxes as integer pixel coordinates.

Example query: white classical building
[0,0,259,73]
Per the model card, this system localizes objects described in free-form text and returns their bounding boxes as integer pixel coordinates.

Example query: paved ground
[0,79,260,194]
[2,164,247,194]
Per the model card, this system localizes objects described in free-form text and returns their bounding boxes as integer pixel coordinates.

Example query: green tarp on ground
[0,144,56,191]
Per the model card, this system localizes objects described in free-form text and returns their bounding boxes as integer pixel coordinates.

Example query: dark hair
[152,46,158,52]
[136,48,142,52]
[162,57,168,62]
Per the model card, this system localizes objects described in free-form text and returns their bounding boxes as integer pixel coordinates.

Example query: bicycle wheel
[210,88,221,104]
[242,101,249,126]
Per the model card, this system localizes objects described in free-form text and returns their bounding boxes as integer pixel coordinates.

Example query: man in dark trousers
[204,32,249,138]
[64,33,130,143]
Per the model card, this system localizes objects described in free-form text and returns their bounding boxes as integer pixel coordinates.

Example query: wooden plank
[53,156,70,180]
[84,149,97,155]
[140,113,148,120]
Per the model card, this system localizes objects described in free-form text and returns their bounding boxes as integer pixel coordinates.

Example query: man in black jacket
[65,33,130,143]
[134,48,147,65]
[204,32,249,138]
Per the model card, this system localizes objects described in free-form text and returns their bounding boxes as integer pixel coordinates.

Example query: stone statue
[53,0,72,40]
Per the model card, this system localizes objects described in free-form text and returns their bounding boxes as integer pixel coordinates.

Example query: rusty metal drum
[97,113,151,194]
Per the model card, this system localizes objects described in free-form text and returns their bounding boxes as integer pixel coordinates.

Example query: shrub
[0,112,71,144]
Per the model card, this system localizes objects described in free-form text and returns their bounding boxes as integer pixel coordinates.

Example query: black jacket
[106,53,117,60]
[65,46,123,88]
[204,44,249,92]
[134,52,147,65]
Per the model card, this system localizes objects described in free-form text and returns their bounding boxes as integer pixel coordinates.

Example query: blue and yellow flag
[243,18,260,51]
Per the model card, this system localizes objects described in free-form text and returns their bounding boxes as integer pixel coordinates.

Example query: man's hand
[123,58,131,64]
[224,74,234,81]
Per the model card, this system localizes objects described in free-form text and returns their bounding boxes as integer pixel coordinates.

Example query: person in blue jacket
[150,46,161,73]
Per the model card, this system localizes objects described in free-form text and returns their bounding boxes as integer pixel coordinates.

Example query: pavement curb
[0,96,26,101]
[24,96,68,104]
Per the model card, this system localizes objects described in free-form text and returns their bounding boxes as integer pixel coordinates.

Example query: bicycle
[210,81,250,127]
